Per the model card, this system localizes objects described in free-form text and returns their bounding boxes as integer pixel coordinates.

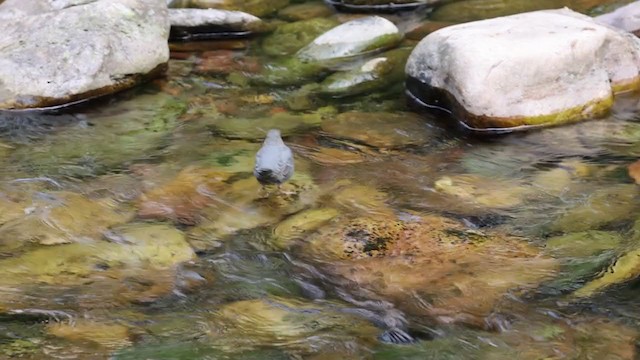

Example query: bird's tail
[255,168,279,184]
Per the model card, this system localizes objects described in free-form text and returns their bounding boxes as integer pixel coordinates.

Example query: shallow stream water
[1,0,640,359]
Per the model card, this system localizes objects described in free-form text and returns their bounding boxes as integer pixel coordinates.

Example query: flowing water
[1,0,640,359]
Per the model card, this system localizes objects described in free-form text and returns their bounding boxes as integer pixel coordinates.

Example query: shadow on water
[0,111,83,143]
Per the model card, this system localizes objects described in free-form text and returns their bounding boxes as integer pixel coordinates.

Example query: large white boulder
[405,8,640,132]
[0,0,170,110]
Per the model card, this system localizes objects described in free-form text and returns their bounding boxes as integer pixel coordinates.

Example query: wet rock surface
[262,18,339,57]
[169,8,262,41]
[0,0,169,110]
[297,16,402,63]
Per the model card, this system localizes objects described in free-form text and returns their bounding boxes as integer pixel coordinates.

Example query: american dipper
[254,129,294,187]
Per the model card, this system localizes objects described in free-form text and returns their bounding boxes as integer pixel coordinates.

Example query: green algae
[9,92,185,177]
[261,18,339,57]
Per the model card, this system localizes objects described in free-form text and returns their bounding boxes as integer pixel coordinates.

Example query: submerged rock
[297,16,402,63]
[0,0,169,110]
[0,191,132,250]
[546,230,623,258]
[210,297,378,352]
[48,320,131,349]
[211,112,323,140]
[9,93,184,177]
[187,168,319,250]
[377,315,637,360]
[242,58,328,87]
[278,2,334,21]
[318,47,410,98]
[573,245,640,298]
[303,212,557,327]
[551,184,639,233]
[261,18,339,57]
[169,8,262,41]
[434,174,530,209]
[406,9,640,132]
[321,111,434,148]
[272,207,340,249]
[138,167,232,225]
[0,223,195,286]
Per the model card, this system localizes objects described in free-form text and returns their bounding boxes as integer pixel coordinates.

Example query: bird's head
[264,129,284,145]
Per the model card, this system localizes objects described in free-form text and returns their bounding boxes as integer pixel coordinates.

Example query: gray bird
[254,129,294,187]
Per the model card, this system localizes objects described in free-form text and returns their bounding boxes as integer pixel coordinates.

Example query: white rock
[169,8,260,29]
[0,0,169,110]
[297,16,402,62]
[596,1,640,33]
[406,8,640,130]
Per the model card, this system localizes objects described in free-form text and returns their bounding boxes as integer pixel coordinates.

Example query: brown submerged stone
[304,213,558,327]
[138,166,232,225]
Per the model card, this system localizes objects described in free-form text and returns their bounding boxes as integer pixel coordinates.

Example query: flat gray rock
[169,8,260,28]
[169,8,261,40]
[0,0,169,110]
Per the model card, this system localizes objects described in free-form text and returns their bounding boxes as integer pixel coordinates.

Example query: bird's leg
[277,183,297,197]
[258,185,271,198]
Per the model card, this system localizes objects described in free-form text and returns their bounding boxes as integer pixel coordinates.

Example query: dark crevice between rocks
[324,0,431,13]
[170,26,255,42]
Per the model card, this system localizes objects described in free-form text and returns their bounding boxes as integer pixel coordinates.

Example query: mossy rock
[210,297,379,352]
[0,191,133,252]
[318,47,410,98]
[271,208,340,249]
[278,2,334,21]
[303,212,557,327]
[296,16,402,64]
[434,174,531,209]
[0,223,195,285]
[242,57,328,87]
[321,111,434,148]
[546,230,623,258]
[47,320,132,349]
[9,93,185,177]
[188,168,319,250]
[210,111,323,139]
[551,184,640,233]
[262,18,339,56]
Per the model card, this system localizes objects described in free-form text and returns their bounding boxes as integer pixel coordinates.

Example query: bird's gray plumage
[254,129,294,185]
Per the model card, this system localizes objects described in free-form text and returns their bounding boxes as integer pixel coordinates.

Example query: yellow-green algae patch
[407,73,640,131]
